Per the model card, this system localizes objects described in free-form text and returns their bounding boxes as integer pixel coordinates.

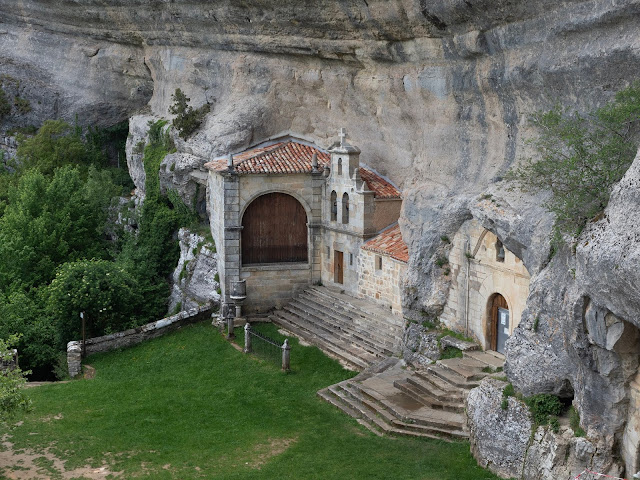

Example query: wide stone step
[404,376,465,403]
[427,364,481,390]
[352,381,466,432]
[393,379,464,413]
[413,368,466,396]
[437,357,490,381]
[270,313,374,370]
[276,307,387,361]
[301,289,404,336]
[306,287,405,330]
[334,384,466,441]
[289,298,397,353]
[317,388,383,437]
[463,350,505,369]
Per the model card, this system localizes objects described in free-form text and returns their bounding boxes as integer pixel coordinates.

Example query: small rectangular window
[375,255,382,271]
[349,253,353,266]
[327,246,330,257]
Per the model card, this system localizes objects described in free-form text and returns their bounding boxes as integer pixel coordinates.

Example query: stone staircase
[269,286,404,370]
[318,350,505,441]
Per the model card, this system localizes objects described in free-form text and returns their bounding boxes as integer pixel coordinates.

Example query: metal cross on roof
[339,127,347,146]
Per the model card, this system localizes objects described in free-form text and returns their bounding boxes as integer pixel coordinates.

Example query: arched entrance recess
[488,293,510,354]
[241,192,308,265]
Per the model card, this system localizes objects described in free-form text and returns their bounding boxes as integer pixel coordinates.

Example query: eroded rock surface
[169,228,220,313]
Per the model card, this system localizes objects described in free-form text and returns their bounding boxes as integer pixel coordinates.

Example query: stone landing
[269,286,404,370]
[318,350,505,441]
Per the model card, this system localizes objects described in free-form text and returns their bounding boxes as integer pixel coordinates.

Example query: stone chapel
[204,129,406,317]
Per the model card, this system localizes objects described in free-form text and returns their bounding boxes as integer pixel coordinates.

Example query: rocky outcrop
[467,378,624,479]
[402,323,441,366]
[168,228,220,313]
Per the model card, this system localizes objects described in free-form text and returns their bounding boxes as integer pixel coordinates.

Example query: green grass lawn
[1,322,500,479]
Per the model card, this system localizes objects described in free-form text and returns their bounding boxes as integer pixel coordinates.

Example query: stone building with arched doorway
[204,131,402,316]
[439,218,531,353]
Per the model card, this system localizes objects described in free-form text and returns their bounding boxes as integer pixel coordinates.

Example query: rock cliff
[2,1,640,478]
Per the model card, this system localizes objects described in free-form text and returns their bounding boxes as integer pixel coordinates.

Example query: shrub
[440,346,462,359]
[549,416,560,433]
[440,235,451,244]
[13,97,31,114]
[0,87,10,119]
[523,393,563,426]
[569,406,586,437]
[435,255,448,267]
[169,88,210,140]
[506,82,640,246]
[503,383,515,399]
[0,334,32,421]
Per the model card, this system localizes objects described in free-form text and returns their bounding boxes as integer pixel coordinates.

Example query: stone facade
[206,133,402,314]
[440,218,530,349]
[357,250,405,315]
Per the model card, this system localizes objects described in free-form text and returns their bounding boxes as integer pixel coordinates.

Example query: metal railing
[243,323,290,371]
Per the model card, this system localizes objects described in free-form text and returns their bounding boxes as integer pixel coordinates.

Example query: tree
[507,82,640,244]
[0,292,57,379]
[46,259,143,346]
[15,120,105,174]
[0,334,32,421]
[0,166,117,291]
[169,88,210,140]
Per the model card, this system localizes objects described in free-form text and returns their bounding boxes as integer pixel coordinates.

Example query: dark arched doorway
[242,193,308,265]
[489,293,510,354]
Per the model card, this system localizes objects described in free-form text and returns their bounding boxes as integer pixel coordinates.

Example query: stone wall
[358,248,405,316]
[372,198,402,233]
[240,263,311,313]
[66,305,212,377]
[0,135,17,161]
[321,228,365,296]
[440,218,530,348]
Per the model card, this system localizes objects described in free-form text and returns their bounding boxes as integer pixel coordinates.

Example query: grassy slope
[1,323,499,479]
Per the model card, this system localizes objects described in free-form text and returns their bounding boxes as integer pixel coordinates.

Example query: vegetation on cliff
[0,119,193,379]
[507,82,640,246]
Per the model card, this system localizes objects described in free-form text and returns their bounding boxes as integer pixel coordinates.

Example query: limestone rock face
[466,378,531,479]
[402,323,441,366]
[125,115,156,200]
[467,378,625,480]
[168,228,220,313]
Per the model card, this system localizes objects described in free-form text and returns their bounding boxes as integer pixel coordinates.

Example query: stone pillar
[67,341,82,378]
[221,171,241,309]
[310,168,326,284]
[281,339,291,372]
[244,323,252,353]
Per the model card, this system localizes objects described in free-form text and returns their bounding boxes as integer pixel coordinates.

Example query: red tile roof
[362,223,409,263]
[204,141,330,174]
[359,168,401,199]
[204,139,401,199]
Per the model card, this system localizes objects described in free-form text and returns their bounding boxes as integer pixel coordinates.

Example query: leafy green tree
[16,120,105,174]
[46,259,143,346]
[0,292,57,379]
[169,88,210,140]
[507,82,640,244]
[0,334,31,421]
[0,166,117,290]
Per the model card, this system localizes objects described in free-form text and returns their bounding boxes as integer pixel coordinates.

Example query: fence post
[226,311,235,340]
[281,339,290,372]
[244,323,252,353]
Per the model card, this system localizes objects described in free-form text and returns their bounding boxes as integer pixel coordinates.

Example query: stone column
[309,169,325,284]
[221,171,241,312]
